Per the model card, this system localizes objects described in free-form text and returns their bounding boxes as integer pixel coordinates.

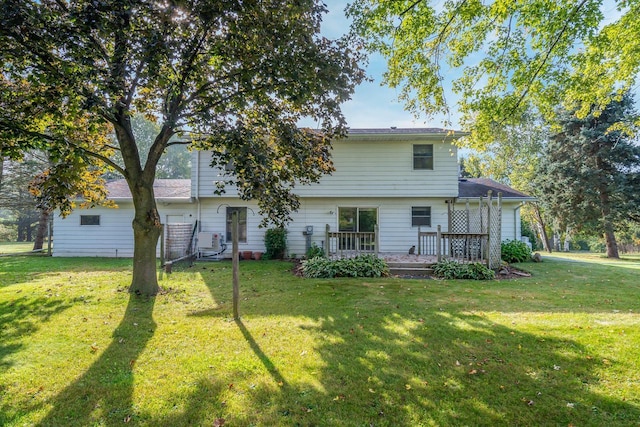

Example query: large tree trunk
[32,209,50,250]
[596,159,619,259]
[113,108,172,296]
[600,194,619,258]
[532,203,552,252]
[0,157,4,192]
[603,227,619,258]
[129,184,162,296]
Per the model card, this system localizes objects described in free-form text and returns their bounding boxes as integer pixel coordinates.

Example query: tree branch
[166,140,191,147]
[400,0,423,17]
[0,123,126,176]
[500,0,590,124]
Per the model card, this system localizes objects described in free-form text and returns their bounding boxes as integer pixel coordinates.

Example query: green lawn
[0,242,35,255]
[1,254,639,426]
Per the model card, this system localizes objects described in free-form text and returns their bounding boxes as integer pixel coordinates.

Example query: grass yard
[1,253,639,426]
[0,242,35,255]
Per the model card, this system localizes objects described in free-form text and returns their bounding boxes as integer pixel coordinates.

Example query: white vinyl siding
[501,202,521,242]
[193,137,459,199]
[53,202,196,257]
[284,197,450,256]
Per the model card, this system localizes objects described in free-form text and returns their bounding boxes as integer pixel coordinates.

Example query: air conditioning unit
[197,232,227,260]
[211,233,224,251]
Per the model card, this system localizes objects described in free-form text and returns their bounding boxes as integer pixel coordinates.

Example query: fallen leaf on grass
[214,418,225,426]
[405,384,412,390]
[90,343,99,353]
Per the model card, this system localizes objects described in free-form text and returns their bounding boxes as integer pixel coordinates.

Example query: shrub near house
[301,254,389,278]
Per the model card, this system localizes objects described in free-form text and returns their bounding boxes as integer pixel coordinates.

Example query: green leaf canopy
[348,0,640,147]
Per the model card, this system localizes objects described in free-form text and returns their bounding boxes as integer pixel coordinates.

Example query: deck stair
[387,261,434,277]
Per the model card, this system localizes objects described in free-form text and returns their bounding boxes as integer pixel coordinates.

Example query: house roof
[348,128,451,134]
[106,179,192,201]
[458,178,535,200]
[345,127,466,141]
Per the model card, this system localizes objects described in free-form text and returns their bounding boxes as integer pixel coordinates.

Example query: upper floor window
[411,207,431,227]
[413,144,433,170]
[80,215,100,226]
[226,207,247,243]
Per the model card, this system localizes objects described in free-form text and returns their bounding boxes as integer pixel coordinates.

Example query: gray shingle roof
[458,178,534,200]
[106,179,191,200]
[348,128,452,135]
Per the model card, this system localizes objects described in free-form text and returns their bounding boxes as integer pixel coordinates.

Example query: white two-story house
[52,128,534,258]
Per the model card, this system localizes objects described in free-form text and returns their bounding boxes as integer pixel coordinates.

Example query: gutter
[195,150,201,230]
[514,201,525,240]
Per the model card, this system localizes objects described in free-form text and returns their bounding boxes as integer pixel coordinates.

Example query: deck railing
[418,225,489,264]
[325,224,378,257]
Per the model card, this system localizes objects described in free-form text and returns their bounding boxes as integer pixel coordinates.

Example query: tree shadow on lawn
[183,272,640,426]
[0,256,133,288]
[0,296,72,369]
[34,295,156,427]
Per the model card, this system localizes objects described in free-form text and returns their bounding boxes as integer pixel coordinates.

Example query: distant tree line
[459,94,640,258]
[0,115,191,246]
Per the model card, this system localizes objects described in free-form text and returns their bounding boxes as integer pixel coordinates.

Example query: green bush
[264,228,287,259]
[0,224,16,241]
[432,260,495,280]
[305,243,325,259]
[587,238,606,253]
[501,239,532,263]
[301,254,389,278]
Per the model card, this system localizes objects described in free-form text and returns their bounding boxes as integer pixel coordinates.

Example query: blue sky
[299,0,451,130]
[307,1,629,132]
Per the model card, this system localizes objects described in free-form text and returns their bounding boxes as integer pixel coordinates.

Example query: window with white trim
[411,207,431,227]
[413,144,434,170]
[80,215,100,226]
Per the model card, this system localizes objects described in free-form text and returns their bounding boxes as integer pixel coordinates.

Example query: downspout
[195,150,201,230]
[514,201,525,241]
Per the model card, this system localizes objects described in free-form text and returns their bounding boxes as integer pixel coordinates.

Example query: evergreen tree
[536,94,640,258]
